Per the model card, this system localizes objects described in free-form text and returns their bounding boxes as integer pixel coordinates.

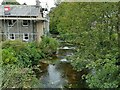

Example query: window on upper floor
[22,20,29,26]
[8,20,16,27]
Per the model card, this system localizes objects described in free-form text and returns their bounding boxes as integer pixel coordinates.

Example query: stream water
[37,45,86,88]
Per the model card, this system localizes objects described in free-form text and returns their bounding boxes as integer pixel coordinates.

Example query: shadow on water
[35,46,87,88]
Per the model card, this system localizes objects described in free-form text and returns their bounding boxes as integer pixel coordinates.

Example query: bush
[2,47,18,65]
[1,38,59,88]
[39,36,59,56]
[0,43,3,89]
[18,42,45,66]
[85,58,120,88]
[2,64,41,88]
[2,38,59,66]
[2,40,26,50]
[2,41,45,67]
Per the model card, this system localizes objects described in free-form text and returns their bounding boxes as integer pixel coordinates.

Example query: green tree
[50,2,120,88]
[1,0,20,5]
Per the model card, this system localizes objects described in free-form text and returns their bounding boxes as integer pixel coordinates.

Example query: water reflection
[39,60,86,88]
[38,45,86,88]
[40,64,67,88]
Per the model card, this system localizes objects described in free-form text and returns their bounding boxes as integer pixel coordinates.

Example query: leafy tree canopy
[49,2,120,88]
[1,0,20,5]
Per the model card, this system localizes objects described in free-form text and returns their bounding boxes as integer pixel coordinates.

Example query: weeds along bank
[0,42,2,89]
[1,36,59,88]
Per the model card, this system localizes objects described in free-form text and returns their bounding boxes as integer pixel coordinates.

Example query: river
[36,43,87,88]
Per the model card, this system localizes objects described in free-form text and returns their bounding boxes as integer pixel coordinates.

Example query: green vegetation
[50,2,120,88]
[1,0,20,5]
[1,2,20,5]
[0,42,3,89]
[1,36,59,88]
[39,36,59,57]
[2,64,41,88]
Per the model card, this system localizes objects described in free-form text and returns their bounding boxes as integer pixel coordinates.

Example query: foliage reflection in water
[39,60,87,88]
[37,46,87,88]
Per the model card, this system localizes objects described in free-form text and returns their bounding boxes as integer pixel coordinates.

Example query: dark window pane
[25,37,28,39]
[8,20,12,26]
[23,20,28,26]
[25,34,28,36]
[9,34,15,39]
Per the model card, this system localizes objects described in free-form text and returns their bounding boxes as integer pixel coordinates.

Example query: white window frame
[8,20,16,27]
[9,33,15,40]
[23,33,29,41]
[22,20,29,26]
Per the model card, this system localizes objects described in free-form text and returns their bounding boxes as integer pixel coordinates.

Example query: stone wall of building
[0,20,41,42]
[36,20,44,42]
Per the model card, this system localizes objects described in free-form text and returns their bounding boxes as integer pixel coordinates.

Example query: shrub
[2,40,26,50]
[85,58,120,88]
[2,41,45,67]
[39,36,59,56]
[1,38,59,88]
[18,42,45,66]
[2,48,18,65]
[2,64,41,88]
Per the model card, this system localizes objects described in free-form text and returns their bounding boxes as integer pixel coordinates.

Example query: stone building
[0,0,49,42]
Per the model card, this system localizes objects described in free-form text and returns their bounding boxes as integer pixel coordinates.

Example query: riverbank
[1,36,59,88]
[34,41,87,88]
